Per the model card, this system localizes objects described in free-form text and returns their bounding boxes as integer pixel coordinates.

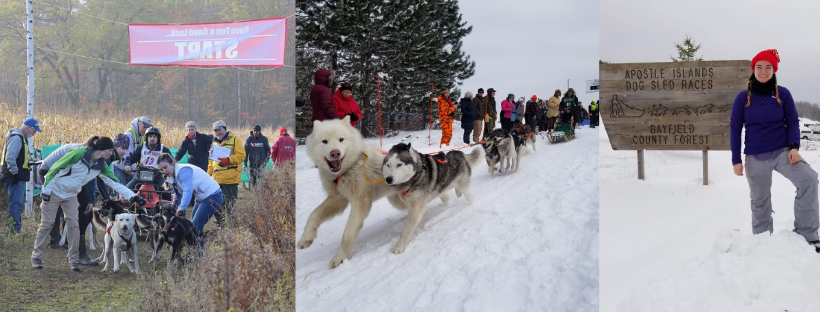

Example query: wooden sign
[599,60,751,150]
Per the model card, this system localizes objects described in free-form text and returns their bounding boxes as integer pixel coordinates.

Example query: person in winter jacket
[31,136,145,272]
[244,125,271,188]
[589,99,600,128]
[572,102,584,128]
[38,136,128,264]
[730,49,820,252]
[437,89,457,147]
[501,94,515,131]
[2,118,41,233]
[472,88,487,143]
[333,82,362,127]
[513,97,525,126]
[561,88,579,112]
[525,95,539,131]
[537,99,549,132]
[271,127,296,167]
[310,68,338,122]
[116,116,151,185]
[547,89,561,133]
[123,126,172,192]
[484,88,498,138]
[158,153,222,248]
[175,121,213,172]
[208,120,246,227]
[460,91,476,145]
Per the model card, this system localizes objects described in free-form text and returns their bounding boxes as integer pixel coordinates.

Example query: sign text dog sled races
[600,60,750,151]
[599,60,750,183]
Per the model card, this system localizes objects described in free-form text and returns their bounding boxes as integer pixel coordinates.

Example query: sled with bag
[548,117,575,143]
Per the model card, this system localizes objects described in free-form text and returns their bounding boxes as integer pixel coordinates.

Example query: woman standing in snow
[730,49,820,252]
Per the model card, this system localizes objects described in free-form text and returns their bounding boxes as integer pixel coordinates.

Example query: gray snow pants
[746,149,820,241]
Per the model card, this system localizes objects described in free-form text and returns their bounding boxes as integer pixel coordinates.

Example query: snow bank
[619,231,820,312]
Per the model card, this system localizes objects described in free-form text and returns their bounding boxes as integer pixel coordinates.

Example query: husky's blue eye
[397,164,402,167]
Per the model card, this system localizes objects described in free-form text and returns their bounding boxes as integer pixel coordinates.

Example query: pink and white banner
[128,17,287,67]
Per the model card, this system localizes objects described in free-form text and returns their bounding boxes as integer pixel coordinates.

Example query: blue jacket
[730,86,799,165]
[460,97,476,129]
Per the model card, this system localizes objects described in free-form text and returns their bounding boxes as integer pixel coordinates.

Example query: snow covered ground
[600,121,820,312]
[296,123,599,311]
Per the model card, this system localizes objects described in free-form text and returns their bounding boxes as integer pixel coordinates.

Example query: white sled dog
[298,116,402,268]
[382,143,483,254]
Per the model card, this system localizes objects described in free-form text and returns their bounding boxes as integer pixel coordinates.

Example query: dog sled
[548,117,575,143]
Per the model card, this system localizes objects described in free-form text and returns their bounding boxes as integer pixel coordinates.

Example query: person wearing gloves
[31,136,145,272]
[333,82,363,127]
[208,120,246,226]
[157,153,222,247]
[2,117,41,233]
[244,125,271,188]
[472,88,487,143]
[123,126,172,198]
[484,88,498,138]
[501,94,515,131]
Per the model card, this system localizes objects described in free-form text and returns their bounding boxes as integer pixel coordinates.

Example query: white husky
[298,116,402,268]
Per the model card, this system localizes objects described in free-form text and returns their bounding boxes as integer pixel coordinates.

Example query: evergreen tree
[296,0,475,117]
[670,35,703,62]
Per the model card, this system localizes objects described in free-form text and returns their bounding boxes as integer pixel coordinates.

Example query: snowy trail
[296,124,599,311]
[600,120,820,312]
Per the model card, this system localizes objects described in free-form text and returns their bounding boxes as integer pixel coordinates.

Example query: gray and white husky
[491,128,530,173]
[481,140,501,174]
[381,143,483,254]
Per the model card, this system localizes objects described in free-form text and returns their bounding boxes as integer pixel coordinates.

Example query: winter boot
[810,240,820,253]
[78,234,99,266]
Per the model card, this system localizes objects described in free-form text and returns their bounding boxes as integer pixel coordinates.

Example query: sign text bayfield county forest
[599,60,750,150]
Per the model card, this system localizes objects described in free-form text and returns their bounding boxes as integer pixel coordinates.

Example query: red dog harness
[106,221,133,250]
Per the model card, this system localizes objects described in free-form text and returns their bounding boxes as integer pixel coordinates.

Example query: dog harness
[361,153,386,184]
[106,221,133,250]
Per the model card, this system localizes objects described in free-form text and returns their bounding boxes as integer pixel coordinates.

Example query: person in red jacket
[310,69,338,122]
[271,128,296,168]
[333,82,362,127]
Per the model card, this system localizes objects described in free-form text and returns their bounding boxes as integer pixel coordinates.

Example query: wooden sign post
[599,60,751,184]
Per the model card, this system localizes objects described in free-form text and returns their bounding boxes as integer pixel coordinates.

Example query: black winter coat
[175,132,213,171]
[460,97,476,129]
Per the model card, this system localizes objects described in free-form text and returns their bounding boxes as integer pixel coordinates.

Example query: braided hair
[745,74,782,108]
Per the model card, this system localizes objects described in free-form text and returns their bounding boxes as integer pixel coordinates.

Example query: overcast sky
[600,0,820,103]
[457,0,599,106]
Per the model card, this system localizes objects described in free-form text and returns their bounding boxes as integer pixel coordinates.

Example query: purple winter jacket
[730,86,799,165]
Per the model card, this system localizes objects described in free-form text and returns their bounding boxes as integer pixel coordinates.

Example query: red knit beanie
[279,127,288,135]
[751,49,780,72]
